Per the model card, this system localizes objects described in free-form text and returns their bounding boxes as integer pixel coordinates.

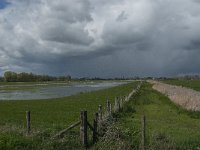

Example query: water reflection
[0,82,125,100]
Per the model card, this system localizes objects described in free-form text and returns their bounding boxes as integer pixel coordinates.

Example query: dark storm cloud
[40,23,94,45]
[185,40,200,50]
[0,0,200,77]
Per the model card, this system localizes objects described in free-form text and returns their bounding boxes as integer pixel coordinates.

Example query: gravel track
[148,80,200,111]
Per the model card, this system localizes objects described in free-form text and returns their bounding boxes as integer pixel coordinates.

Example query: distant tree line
[176,75,200,80]
[2,71,71,82]
[0,77,4,82]
[2,72,199,82]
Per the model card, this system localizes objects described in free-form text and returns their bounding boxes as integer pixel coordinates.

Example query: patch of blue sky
[0,0,10,9]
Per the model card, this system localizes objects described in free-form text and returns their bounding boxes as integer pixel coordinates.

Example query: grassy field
[0,82,138,150]
[93,82,200,150]
[1,81,200,149]
[162,79,200,91]
[0,81,65,92]
[0,81,80,91]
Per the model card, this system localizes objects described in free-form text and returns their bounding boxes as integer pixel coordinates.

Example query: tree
[4,71,18,82]
[0,77,4,82]
[4,71,72,82]
[4,71,13,82]
[11,72,17,82]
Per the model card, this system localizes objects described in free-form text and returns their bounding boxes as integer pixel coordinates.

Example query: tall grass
[93,82,200,150]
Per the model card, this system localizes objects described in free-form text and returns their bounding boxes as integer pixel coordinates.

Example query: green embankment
[94,82,200,150]
[162,79,200,91]
[0,82,138,150]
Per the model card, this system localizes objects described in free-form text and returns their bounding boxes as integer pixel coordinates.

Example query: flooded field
[0,81,126,100]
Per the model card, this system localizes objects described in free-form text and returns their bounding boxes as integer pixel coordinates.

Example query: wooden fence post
[80,111,88,148]
[114,98,116,112]
[120,98,123,109]
[98,105,103,121]
[26,111,30,134]
[117,98,120,111]
[93,112,98,144]
[109,103,112,116]
[106,99,110,115]
[141,115,146,150]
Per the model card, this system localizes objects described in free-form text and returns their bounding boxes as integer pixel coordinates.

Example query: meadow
[0,82,138,149]
[0,81,84,91]
[93,82,200,150]
[162,79,200,91]
[0,81,71,92]
[1,80,200,149]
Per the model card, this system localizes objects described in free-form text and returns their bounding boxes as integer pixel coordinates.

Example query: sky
[0,0,9,9]
[0,0,200,77]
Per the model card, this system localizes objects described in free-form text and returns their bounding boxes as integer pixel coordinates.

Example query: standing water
[0,81,126,100]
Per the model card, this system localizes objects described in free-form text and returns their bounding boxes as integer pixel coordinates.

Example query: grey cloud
[1,0,200,77]
[49,0,92,22]
[116,11,128,22]
[40,22,93,45]
[185,39,200,50]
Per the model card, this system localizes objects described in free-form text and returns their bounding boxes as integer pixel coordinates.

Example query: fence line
[53,121,81,138]
[26,81,143,148]
[26,111,31,135]
[141,115,146,150]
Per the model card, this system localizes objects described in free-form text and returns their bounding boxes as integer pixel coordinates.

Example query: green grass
[0,81,76,91]
[0,82,138,150]
[2,81,200,150]
[94,82,200,150]
[162,79,200,91]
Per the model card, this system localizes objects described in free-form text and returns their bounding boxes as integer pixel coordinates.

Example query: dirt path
[148,80,200,111]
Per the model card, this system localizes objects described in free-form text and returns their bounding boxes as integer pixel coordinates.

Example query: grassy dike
[93,82,200,150]
[0,82,138,150]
